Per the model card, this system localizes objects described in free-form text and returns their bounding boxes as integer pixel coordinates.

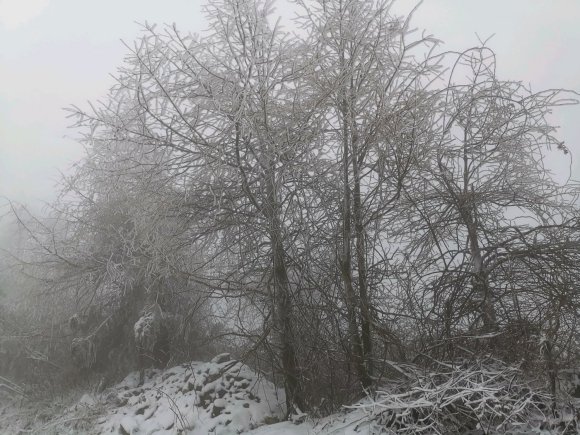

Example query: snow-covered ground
[0,354,371,434]
[245,411,372,435]
[89,353,375,434]
[2,355,579,434]
[0,354,287,434]
[92,353,287,434]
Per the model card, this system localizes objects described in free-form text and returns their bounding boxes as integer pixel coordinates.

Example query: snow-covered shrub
[134,303,164,354]
[70,336,97,370]
[352,359,553,434]
[134,302,170,384]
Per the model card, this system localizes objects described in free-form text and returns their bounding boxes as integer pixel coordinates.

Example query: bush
[351,359,560,434]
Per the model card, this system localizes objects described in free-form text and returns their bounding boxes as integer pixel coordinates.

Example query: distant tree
[7,130,211,383]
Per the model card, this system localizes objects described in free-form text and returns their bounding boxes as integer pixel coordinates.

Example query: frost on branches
[350,359,578,434]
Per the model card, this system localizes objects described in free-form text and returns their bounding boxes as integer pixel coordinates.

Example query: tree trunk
[462,138,496,332]
[340,95,371,389]
[464,195,496,332]
[265,163,304,414]
[353,147,373,387]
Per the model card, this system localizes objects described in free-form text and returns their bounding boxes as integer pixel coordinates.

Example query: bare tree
[68,0,329,412]
[294,0,441,387]
[7,0,580,423]
[400,46,580,362]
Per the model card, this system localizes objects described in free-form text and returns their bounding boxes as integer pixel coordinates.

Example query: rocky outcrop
[96,355,285,434]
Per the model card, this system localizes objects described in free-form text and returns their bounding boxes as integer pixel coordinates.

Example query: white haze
[0,0,578,212]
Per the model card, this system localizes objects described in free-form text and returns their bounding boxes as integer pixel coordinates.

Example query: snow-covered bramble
[133,303,169,384]
[134,304,162,353]
[68,305,101,335]
[349,359,553,434]
[68,305,107,372]
[70,336,97,370]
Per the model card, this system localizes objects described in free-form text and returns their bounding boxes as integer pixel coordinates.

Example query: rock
[118,416,137,434]
[103,389,127,407]
[79,393,96,406]
[211,353,232,364]
[95,359,286,435]
[211,398,226,417]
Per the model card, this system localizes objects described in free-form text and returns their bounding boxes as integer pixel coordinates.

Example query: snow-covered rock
[96,358,286,434]
[211,353,232,364]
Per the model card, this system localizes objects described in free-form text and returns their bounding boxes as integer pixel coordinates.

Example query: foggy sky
[1,0,579,211]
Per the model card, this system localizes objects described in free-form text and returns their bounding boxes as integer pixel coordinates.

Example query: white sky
[0,0,579,210]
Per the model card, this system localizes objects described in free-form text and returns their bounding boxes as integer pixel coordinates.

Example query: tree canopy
[3,0,580,420]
